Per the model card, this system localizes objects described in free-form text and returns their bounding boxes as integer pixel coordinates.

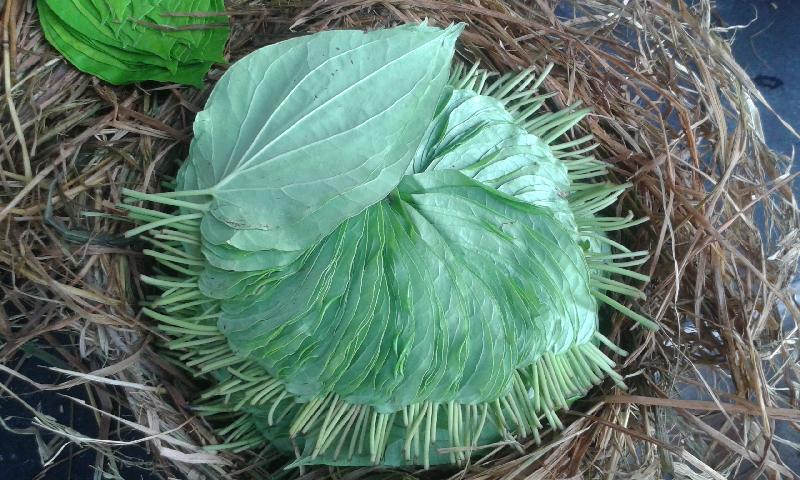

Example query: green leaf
[415,89,576,228]
[38,0,228,86]
[218,170,597,411]
[178,23,462,269]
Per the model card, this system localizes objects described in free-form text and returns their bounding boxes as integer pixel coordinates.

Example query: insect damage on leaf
[121,22,656,468]
[38,0,229,86]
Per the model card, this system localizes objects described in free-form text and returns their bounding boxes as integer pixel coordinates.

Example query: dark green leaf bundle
[122,23,656,468]
[38,0,229,86]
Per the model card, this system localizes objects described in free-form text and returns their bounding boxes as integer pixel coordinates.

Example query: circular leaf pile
[123,23,655,468]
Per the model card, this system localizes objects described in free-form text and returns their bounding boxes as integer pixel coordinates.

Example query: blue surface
[715,0,800,158]
[0,345,160,479]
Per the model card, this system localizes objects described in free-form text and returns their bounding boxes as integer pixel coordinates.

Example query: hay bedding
[1,0,798,478]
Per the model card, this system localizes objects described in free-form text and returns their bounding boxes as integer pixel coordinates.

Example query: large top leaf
[38,0,229,86]
[177,23,462,270]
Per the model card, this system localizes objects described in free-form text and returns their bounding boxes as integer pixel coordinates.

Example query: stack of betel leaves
[121,23,657,468]
[38,0,229,86]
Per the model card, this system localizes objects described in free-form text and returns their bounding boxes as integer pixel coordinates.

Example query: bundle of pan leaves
[122,23,656,468]
[38,0,229,86]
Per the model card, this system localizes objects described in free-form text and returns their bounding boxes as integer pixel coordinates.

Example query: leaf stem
[121,188,211,211]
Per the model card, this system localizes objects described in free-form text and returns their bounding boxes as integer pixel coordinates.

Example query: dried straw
[1,0,798,478]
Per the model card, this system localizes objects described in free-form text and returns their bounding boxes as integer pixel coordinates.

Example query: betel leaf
[218,170,597,411]
[38,0,228,86]
[177,23,463,269]
[414,88,577,228]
